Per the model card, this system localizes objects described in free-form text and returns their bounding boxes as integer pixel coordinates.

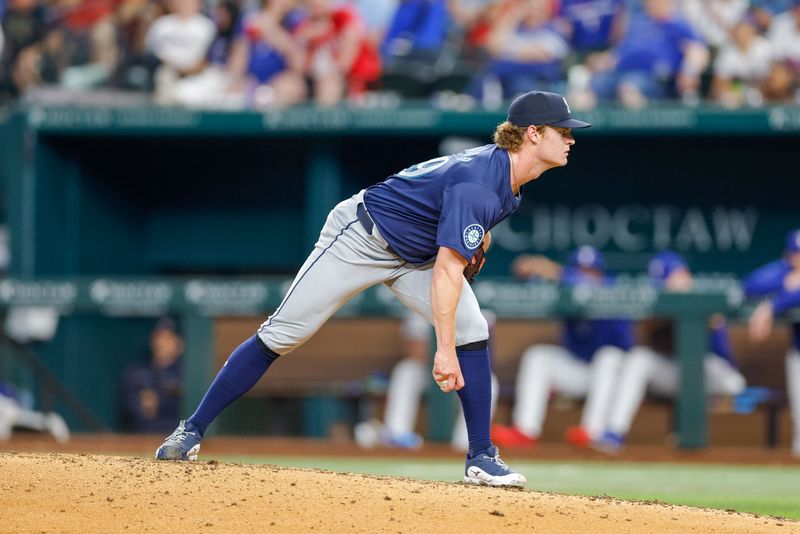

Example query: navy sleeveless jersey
[363,144,521,264]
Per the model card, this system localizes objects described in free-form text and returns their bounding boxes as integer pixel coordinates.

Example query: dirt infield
[2,433,799,465]
[1,452,796,533]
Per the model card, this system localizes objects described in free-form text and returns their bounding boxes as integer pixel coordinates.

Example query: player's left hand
[463,248,485,285]
[432,347,465,393]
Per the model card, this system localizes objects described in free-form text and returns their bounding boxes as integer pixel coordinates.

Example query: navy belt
[356,202,374,235]
[356,202,399,256]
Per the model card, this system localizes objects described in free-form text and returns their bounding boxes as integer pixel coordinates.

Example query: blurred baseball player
[156,90,590,488]
[354,310,500,451]
[743,229,800,458]
[0,381,70,443]
[594,251,746,453]
[492,246,633,449]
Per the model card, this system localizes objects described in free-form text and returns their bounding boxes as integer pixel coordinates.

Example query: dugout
[1,103,799,436]
[4,104,800,277]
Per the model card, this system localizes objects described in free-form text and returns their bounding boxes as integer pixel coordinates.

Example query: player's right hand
[432,348,465,393]
[784,270,800,291]
[748,300,774,343]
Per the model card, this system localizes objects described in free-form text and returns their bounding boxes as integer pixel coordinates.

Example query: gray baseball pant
[257,189,488,355]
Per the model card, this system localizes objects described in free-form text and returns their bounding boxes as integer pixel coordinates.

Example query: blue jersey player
[155,91,591,487]
[493,246,633,449]
[595,251,746,454]
[743,229,800,458]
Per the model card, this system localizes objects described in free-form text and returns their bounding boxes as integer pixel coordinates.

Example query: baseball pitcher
[155,91,590,487]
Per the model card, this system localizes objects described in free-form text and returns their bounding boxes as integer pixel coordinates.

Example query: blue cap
[507,91,591,129]
[153,316,181,335]
[648,251,688,282]
[787,229,800,253]
[568,246,605,271]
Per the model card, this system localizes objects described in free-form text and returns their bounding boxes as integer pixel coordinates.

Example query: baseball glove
[464,246,486,285]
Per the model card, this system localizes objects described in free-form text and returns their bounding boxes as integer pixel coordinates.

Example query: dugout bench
[0,277,736,448]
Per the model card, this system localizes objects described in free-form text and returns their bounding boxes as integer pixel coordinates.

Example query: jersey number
[396,147,486,179]
[397,156,449,178]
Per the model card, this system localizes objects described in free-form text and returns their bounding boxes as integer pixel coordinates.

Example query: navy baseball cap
[568,246,605,271]
[786,229,800,253]
[507,91,591,129]
[648,251,688,282]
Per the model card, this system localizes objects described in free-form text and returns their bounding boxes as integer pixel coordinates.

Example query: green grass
[215,455,800,520]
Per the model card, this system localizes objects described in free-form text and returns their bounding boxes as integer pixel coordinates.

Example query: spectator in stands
[354,310,498,451]
[354,0,398,47]
[447,0,490,26]
[166,0,298,109]
[145,0,216,104]
[762,0,800,102]
[122,317,184,433]
[560,0,627,54]
[447,0,494,35]
[0,380,69,442]
[583,0,709,108]
[56,0,119,90]
[207,0,242,68]
[295,0,381,105]
[0,0,56,97]
[446,0,504,63]
[710,16,773,108]
[163,0,242,107]
[594,251,746,454]
[492,246,633,449]
[680,0,749,50]
[743,229,800,458]
[110,0,166,91]
[469,0,569,107]
[750,0,796,33]
[560,0,627,109]
[230,0,307,109]
[623,0,645,16]
[381,0,450,67]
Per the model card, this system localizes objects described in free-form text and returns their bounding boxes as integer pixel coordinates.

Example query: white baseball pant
[511,344,625,440]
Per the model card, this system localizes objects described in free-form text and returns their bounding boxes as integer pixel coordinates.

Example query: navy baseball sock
[455,341,493,457]
[188,335,278,436]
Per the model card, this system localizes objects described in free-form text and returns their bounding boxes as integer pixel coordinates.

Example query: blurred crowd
[1,0,799,109]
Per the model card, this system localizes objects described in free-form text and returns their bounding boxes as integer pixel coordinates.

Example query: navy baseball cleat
[464,445,526,488]
[155,420,202,461]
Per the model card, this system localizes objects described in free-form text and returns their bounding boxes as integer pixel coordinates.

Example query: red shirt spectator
[297,1,380,102]
[63,0,119,31]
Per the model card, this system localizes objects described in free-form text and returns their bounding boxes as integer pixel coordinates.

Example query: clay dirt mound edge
[0,452,795,533]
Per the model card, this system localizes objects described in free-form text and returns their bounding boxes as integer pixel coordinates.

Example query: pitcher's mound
[0,452,792,533]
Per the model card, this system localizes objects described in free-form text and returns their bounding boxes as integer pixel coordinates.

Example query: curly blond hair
[492,122,547,151]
